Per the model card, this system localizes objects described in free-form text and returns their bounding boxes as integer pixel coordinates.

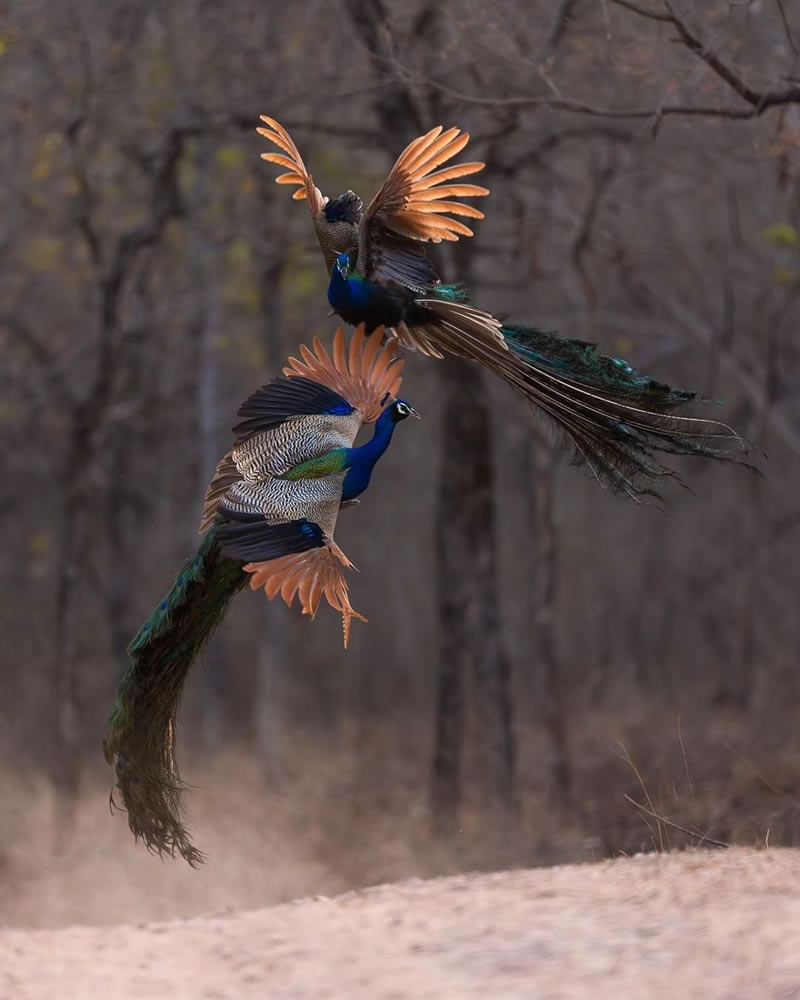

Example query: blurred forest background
[2,0,800,927]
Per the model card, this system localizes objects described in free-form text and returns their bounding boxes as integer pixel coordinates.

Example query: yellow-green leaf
[227,236,251,270]
[774,265,797,284]
[24,237,63,273]
[761,222,797,248]
[217,145,245,170]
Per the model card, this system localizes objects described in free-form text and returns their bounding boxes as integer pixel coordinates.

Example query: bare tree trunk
[344,0,516,831]
[190,137,226,749]
[52,126,185,806]
[431,355,518,830]
[105,261,158,676]
[530,436,571,805]
[105,353,140,676]
[254,251,290,768]
[431,361,473,832]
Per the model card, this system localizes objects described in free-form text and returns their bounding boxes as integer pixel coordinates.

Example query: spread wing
[359,126,489,288]
[257,116,361,272]
[243,543,366,649]
[199,374,362,532]
[257,116,326,216]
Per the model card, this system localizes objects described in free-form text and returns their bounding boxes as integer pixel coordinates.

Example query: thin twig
[615,742,665,851]
[774,0,799,56]
[0,312,74,407]
[612,0,800,109]
[402,0,800,125]
[723,741,800,808]
[624,795,730,849]
[676,716,693,798]
[413,75,797,122]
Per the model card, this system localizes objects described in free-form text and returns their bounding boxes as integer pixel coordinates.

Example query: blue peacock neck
[328,257,365,319]
[342,408,398,501]
[327,255,406,330]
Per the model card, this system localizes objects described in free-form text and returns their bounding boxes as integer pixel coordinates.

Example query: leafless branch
[495,127,632,176]
[623,795,730,849]
[774,0,800,55]
[615,742,665,851]
[571,155,619,305]
[641,276,799,455]
[414,75,795,124]
[547,0,582,52]
[406,0,800,127]
[722,742,800,809]
[611,0,800,109]
[65,117,102,273]
[609,0,671,22]
[0,312,74,407]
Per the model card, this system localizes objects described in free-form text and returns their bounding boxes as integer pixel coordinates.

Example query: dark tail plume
[103,525,246,865]
[500,324,752,498]
[418,294,752,499]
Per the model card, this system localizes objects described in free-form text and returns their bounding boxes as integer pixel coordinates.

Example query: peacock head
[324,190,363,225]
[386,399,420,424]
[335,252,352,279]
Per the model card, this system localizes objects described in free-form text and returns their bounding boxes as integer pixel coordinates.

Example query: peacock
[259,117,750,498]
[104,325,417,864]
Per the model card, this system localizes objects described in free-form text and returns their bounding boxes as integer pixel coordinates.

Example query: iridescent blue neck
[328,262,369,315]
[327,261,405,330]
[341,409,397,501]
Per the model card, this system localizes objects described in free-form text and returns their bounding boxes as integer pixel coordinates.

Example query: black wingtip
[217,514,325,562]
[233,377,354,441]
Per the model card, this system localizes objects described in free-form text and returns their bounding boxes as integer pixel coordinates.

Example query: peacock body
[259,116,752,498]
[104,325,416,864]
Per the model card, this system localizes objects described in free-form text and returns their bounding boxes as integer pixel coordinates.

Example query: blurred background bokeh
[2,0,799,927]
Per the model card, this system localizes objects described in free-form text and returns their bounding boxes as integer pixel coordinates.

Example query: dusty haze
[3,848,799,999]
[2,0,799,994]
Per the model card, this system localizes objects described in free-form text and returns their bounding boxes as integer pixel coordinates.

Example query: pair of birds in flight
[105,117,747,864]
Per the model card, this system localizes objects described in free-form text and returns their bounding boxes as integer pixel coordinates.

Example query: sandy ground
[2,847,800,999]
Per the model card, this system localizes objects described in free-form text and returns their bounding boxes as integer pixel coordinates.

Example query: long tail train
[103,525,247,865]
[502,323,751,497]
[410,298,751,498]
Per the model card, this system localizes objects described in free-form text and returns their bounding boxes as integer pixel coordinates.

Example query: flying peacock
[104,325,417,864]
[258,116,750,498]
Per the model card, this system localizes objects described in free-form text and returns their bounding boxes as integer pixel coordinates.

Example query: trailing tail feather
[103,525,247,865]
[414,295,750,497]
[500,324,750,498]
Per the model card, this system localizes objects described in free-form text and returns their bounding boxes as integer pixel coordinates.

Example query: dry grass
[2,699,799,929]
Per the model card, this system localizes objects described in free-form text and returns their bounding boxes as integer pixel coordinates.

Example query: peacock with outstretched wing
[104,325,417,864]
[259,117,750,499]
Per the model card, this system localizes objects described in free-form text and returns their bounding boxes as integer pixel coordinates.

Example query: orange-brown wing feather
[283,324,404,424]
[244,543,367,649]
[364,126,489,244]
[257,116,326,216]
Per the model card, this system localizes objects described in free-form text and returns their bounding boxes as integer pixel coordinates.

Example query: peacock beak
[407,405,421,419]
